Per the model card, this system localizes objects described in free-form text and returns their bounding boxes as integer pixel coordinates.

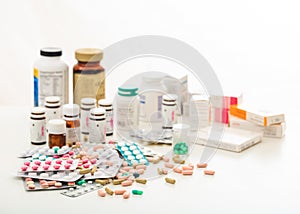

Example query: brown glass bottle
[73,48,105,105]
[62,104,81,147]
[47,119,66,148]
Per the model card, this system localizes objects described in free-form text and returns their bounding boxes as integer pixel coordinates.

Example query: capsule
[115,189,126,195]
[121,180,133,187]
[164,163,174,169]
[98,189,106,197]
[132,189,143,195]
[105,187,114,195]
[165,177,176,184]
[182,165,193,170]
[197,163,208,168]
[79,168,91,175]
[204,170,215,175]
[112,179,126,185]
[182,170,193,175]
[173,168,182,174]
[135,178,147,184]
[123,191,130,199]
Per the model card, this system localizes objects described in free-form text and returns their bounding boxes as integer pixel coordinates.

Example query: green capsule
[54,147,60,154]
[132,189,143,195]
[76,180,86,186]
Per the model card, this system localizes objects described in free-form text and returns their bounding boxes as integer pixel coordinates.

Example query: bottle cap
[75,48,103,62]
[90,107,106,119]
[47,119,66,134]
[31,107,46,119]
[62,104,79,116]
[45,96,61,107]
[98,99,112,107]
[118,87,138,97]
[163,94,177,102]
[80,98,96,110]
[40,47,62,57]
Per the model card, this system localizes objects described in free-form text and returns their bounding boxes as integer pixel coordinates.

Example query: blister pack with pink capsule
[23,178,73,191]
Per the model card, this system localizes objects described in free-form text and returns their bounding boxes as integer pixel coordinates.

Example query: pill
[135,165,147,170]
[162,168,168,175]
[112,179,126,185]
[28,184,36,189]
[182,170,193,175]
[68,151,74,156]
[165,177,176,184]
[39,155,47,161]
[79,168,91,174]
[82,159,89,164]
[105,187,114,195]
[139,159,147,164]
[115,189,126,195]
[123,191,130,199]
[91,165,97,175]
[40,173,49,178]
[182,166,193,170]
[152,158,161,164]
[66,159,73,164]
[135,178,147,184]
[51,174,61,179]
[146,157,154,162]
[55,182,62,187]
[122,166,132,172]
[162,156,170,162]
[164,163,174,169]
[53,155,60,159]
[42,165,50,170]
[131,160,139,165]
[172,157,185,164]
[157,168,163,175]
[204,170,215,175]
[55,159,62,164]
[44,160,51,165]
[124,151,131,156]
[77,180,86,186]
[62,154,70,159]
[32,153,39,159]
[121,180,133,187]
[95,179,110,185]
[69,187,74,191]
[197,163,208,168]
[28,172,37,177]
[98,189,106,197]
[121,146,128,151]
[26,180,35,185]
[129,145,136,150]
[21,166,28,171]
[136,154,143,160]
[188,163,194,169]
[136,169,145,175]
[132,190,143,195]
[41,183,49,188]
[132,150,140,155]
[32,165,39,170]
[127,155,135,160]
[64,164,71,169]
[24,161,31,166]
[90,159,97,164]
[122,161,128,167]
[133,172,140,178]
[83,163,90,169]
[53,164,61,170]
[68,182,75,186]
[173,168,182,174]
[47,181,56,186]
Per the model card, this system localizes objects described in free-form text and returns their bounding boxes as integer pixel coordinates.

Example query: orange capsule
[182,166,193,171]
[188,163,194,169]
[123,191,130,199]
[98,189,106,197]
[204,170,215,175]
[135,165,147,170]
[121,180,133,187]
[115,189,127,195]
[197,163,208,168]
[182,170,193,175]
[164,163,174,169]
[173,168,182,174]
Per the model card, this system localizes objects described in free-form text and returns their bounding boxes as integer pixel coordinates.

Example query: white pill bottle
[34,47,69,107]
[115,87,139,139]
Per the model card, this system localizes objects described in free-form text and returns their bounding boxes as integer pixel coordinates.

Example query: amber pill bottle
[47,119,66,148]
[73,48,105,105]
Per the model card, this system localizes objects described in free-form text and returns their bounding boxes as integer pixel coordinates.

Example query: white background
[0,0,299,214]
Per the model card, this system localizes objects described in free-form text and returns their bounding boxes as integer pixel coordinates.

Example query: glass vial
[89,107,106,144]
[34,47,69,106]
[80,98,96,135]
[62,104,80,146]
[45,96,61,123]
[115,87,139,138]
[30,107,46,145]
[98,99,113,136]
[47,119,66,148]
[73,48,105,105]
[172,123,191,158]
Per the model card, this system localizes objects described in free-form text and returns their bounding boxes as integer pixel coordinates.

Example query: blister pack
[19,146,72,158]
[61,180,103,197]
[23,177,74,191]
[17,170,83,182]
[116,141,149,166]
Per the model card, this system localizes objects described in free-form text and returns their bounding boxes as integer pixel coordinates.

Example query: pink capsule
[45,160,52,165]
[24,161,31,166]
[32,165,39,170]
[182,170,193,175]
[68,151,74,156]
[64,164,71,169]
[173,168,182,174]
[66,159,73,164]
[62,154,70,159]
[115,189,126,195]
[83,163,90,169]
[188,163,194,169]
[98,189,106,197]
[77,162,83,167]
[53,164,61,170]
[34,161,41,166]
[90,159,97,164]
[82,159,89,164]
[21,166,28,171]
[122,166,132,172]
[121,180,133,187]
[43,165,50,170]
[162,168,168,175]
[196,163,208,168]
[136,169,145,175]
[122,161,128,167]
[123,191,130,199]
[55,159,62,165]
[164,163,174,169]
[162,156,170,162]
[53,155,60,159]
[135,165,147,170]
[182,166,193,171]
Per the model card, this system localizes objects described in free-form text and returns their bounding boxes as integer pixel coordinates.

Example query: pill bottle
[98,99,113,136]
[62,104,80,146]
[189,95,210,131]
[30,107,47,145]
[45,96,61,123]
[47,119,66,148]
[34,47,69,106]
[89,107,106,144]
[162,94,178,128]
[139,72,167,135]
[80,98,96,135]
[73,48,105,105]
[172,123,191,158]
[115,86,139,138]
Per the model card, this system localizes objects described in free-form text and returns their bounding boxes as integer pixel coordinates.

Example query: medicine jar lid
[75,48,103,62]
[118,87,138,97]
[47,119,66,134]
[98,99,112,107]
[40,47,62,57]
[81,98,96,106]
[63,104,80,116]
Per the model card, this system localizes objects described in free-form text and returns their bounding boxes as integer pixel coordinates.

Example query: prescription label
[30,119,45,143]
[66,127,80,143]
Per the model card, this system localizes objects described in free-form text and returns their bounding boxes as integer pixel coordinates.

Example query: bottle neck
[41,55,61,60]
[77,61,100,66]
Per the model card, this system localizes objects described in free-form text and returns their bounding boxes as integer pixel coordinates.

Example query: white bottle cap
[45,96,61,107]
[163,94,178,102]
[98,99,112,107]
[90,107,106,119]
[81,98,96,105]
[31,107,46,119]
[173,123,190,131]
[47,119,66,134]
[62,104,79,116]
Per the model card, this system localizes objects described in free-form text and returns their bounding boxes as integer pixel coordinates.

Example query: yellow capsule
[79,168,91,174]
[135,178,147,184]
[165,177,176,184]
[112,179,126,185]
[95,179,110,185]
[105,187,114,195]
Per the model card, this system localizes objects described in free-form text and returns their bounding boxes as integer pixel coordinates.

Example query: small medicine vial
[45,96,61,123]
[98,99,113,136]
[62,104,80,146]
[162,94,178,128]
[47,119,66,148]
[172,123,191,158]
[34,47,69,106]
[89,107,106,144]
[30,107,46,145]
[80,98,96,135]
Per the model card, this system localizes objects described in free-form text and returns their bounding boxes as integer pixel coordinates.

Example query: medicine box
[230,105,285,126]
[229,116,286,138]
[195,126,263,152]
[210,92,243,109]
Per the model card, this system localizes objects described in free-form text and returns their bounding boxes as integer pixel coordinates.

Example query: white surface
[0,0,300,213]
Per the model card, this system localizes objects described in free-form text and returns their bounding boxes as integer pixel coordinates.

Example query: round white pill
[133,150,140,155]
[131,160,139,165]
[118,141,125,147]
[139,159,147,164]
[136,154,143,160]
[52,174,61,179]
[124,151,132,156]
[127,155,135,160]
[129,145,136,150]
[40,173,49,178]
[63,175,72,180]
[121,147,128,151]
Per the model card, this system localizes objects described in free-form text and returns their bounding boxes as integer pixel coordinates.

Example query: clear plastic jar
[172,123,191,158]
